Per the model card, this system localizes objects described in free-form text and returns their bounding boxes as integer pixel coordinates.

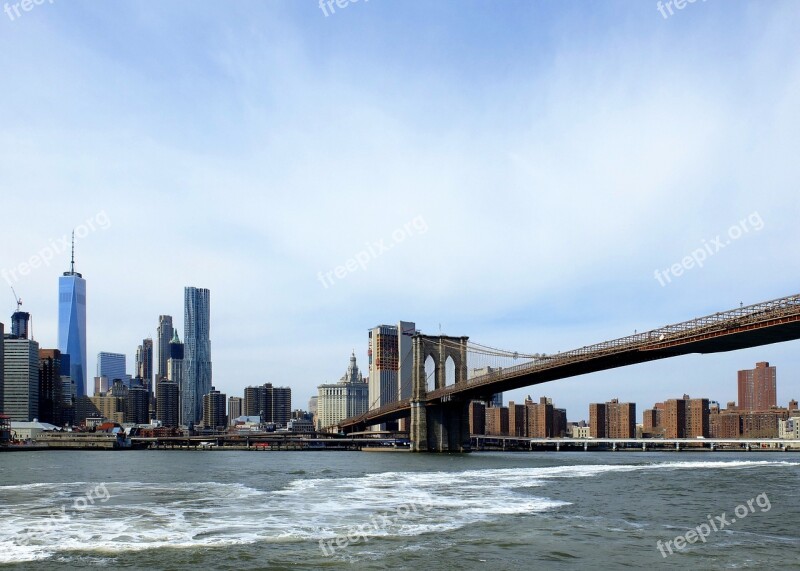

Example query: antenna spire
[70,230,75,273]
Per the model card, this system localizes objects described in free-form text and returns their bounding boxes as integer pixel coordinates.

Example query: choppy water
[0,451,798,569]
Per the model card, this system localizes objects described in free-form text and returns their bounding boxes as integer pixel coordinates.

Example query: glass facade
[58,273,87,398]
[183,287,211,425]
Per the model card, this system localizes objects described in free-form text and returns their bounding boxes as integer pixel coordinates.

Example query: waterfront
[0,451,798,569]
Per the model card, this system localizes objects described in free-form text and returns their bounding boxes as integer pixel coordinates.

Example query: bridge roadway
[339,293,800,432]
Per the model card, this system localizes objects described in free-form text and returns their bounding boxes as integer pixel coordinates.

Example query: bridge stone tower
[410,334,471,452]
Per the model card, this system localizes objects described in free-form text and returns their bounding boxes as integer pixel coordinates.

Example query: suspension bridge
[337,292,800,452]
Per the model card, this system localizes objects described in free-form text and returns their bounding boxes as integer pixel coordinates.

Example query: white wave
[0,459,795,563]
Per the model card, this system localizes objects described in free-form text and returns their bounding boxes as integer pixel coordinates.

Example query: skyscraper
[156,315,173,381]
[202,387,227,429]
[167,330,185,424]
[738,362,777,411]
[367,321,416,410]
[156,378,179,428]
[11,311,30,339]
[97,352,127,388]
[3,335,40,421]
[57,235,87,397]
[127,386,149,424]
[38,349,63,426]
[183,287,211,425]
[227,396,242,425]
[135,338,153,394]
[242,383,292,425]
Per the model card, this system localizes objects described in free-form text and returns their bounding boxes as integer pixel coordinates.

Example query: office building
[308,395,318,416]
[3,334,40,421]
[59,353,75,426]
[127,386,149,424]
[156,315,173,381]
[166,330,185,421]
[183,287,212,425]
[38,349,63,426]
[367,321,416,410]
[87,393,125,424]
[202,387,226,429]
[227,396,242,426]
[243,383,292,425]
[57,237,87,397]
[97,352,127,389]
[135,338,153,394]
[94,376,110,395]
[738,362,777,411]
[11,311,30,340]
[316,352,369,430]
[156,378,179,428]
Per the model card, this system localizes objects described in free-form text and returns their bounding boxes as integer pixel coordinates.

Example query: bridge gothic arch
[411,334,469,399]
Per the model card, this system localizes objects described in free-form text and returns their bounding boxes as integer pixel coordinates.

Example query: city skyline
[1,2,799,425]
[4,272,800,424]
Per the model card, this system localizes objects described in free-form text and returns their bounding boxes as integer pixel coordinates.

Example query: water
[0,451,798,569]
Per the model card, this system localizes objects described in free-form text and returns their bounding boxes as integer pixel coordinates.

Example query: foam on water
[0,459,795,563]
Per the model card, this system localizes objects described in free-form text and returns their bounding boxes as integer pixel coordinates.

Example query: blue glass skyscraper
[57,235,87,397]
[182,287,211,425]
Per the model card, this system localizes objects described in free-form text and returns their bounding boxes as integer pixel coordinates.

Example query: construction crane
[8,287,33,340]
[10,286,21,312]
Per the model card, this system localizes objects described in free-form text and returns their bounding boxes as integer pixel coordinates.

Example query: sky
[1,0,799,422]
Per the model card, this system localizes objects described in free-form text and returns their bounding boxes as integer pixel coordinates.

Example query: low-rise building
[779,417,800,439]
[9,420,58,441]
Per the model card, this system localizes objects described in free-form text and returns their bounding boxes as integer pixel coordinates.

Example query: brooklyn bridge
[336,293,800,451]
